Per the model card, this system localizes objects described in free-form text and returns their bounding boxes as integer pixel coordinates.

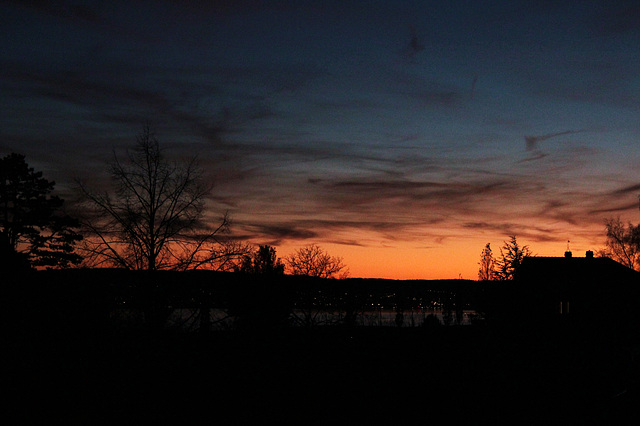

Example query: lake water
[152,308,480,331]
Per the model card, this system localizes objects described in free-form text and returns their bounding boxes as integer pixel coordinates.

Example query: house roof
[517,252,640,286]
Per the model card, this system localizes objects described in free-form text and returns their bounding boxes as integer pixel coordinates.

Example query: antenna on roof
[566,240,570,252]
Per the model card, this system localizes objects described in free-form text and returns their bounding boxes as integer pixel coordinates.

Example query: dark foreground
[6,321,640,425]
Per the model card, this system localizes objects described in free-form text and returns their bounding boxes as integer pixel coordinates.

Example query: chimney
[586,250,593,258]
[564,251,572,258]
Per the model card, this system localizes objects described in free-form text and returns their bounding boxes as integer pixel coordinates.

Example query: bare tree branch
[601,217,640,270]
[285,244,348,279]
[77,125,238,271]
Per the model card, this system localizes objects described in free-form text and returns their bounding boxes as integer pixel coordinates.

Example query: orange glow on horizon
[273,230,607,281]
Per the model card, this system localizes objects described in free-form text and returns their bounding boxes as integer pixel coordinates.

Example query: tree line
[1,126,346,279]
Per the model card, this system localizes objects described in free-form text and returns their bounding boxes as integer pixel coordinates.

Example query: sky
[2,0,640,280]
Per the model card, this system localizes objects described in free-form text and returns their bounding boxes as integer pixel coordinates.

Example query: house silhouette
[515,251,640,325]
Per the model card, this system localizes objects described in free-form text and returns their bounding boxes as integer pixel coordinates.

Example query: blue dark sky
[2,0,640,278]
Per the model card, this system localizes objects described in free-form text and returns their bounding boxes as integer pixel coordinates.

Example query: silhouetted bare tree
[78,126,243,271]
[0,153,82,270]
[478,242,496,281]
[600,217,640,270]
[285,244,347,278]
[495,236,531,280]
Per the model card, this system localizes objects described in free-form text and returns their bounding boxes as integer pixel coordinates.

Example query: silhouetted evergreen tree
[495,236,531,280]
[238,245,284,275]
[231,245,292,331]
[0,153,82,270]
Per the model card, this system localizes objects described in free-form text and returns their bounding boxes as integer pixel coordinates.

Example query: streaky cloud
[589,202,639,215]
[525,130,581,151]
[612,183,640,196]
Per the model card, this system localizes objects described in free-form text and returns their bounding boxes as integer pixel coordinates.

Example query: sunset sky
[2,1,640,279]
